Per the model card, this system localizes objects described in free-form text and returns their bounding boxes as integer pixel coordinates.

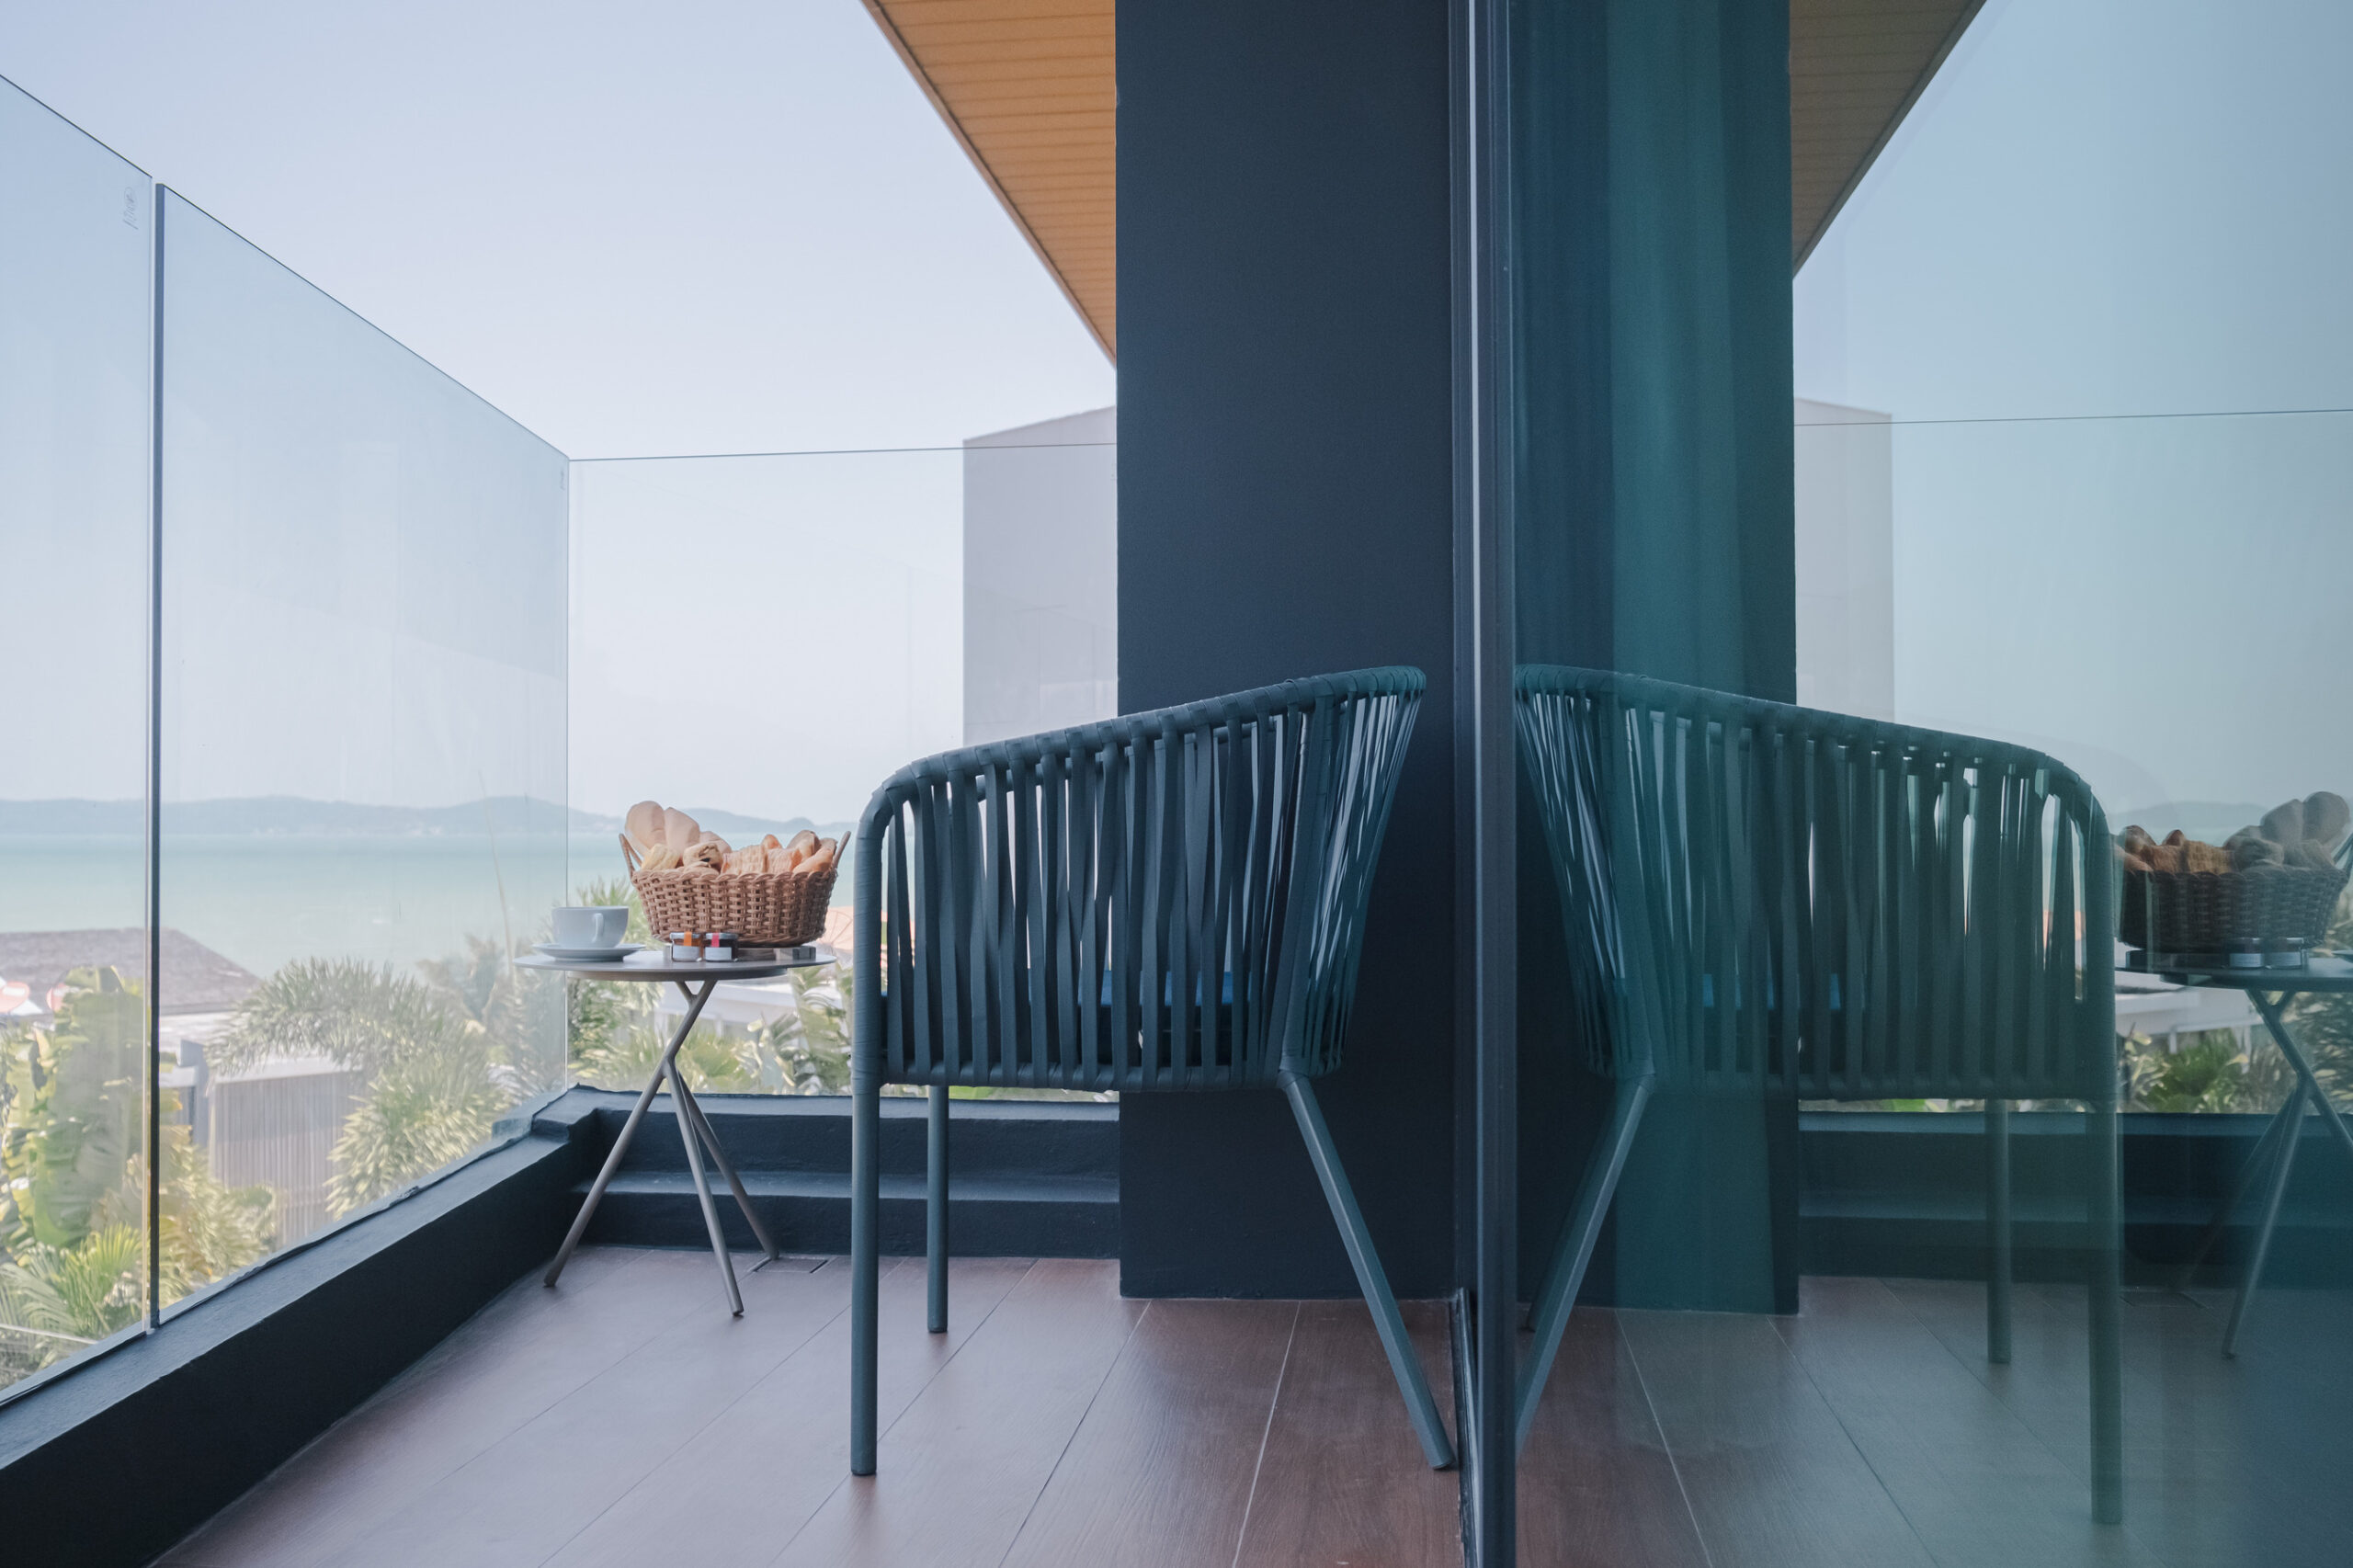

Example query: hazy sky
[2,1,1114,823]
[0,1,1113,459]
[1795,0,2353,819]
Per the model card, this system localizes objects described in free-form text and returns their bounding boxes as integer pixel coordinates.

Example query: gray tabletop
[2121,951,2353,994]
[515,948,832,982]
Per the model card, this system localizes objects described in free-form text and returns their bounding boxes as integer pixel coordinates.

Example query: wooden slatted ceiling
[868,1,1983,335]
[1791,0,1985,269]
[863,0,1116,359]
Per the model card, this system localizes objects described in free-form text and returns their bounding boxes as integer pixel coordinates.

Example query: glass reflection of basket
[2119,862,2347,953]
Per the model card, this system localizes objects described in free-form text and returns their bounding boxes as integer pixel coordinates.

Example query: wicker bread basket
[621,834,838,947]
[2119,862,2347,953]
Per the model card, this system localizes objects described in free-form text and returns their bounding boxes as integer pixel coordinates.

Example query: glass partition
[0,77,154,1398]
[154,190,567,1292]
[569,429,1114,1098]
[1495,0,2353,1560]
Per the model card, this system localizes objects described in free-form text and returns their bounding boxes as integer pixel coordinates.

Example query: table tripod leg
[546,1049,681,1288]
[673,1070,744,1315]
[673,1072,781,1264]
[2179,1095,2298,1286]
[2224,1085,2303,1357]
[2254,994,2353,1164]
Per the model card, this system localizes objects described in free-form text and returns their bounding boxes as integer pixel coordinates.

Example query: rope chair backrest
[1516,666,2116,1105]
[856,667,1424,1093]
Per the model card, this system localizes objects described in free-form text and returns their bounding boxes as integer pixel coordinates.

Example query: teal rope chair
[848,667,1454,1474]
[1514,665,2123,1524]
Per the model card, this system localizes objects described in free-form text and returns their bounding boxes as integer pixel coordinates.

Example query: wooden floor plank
[313,1250,856,1568]
[768,1257,1145,1568]
[1516,1309,1710,1568]
[998,1298,1297,1568]
[1618,1306,1938,1568]
[1778,1277,2160,1568]
[542,1256,1034,1568]
[1233,1299,1463,1568]
[158,1246,678,1568]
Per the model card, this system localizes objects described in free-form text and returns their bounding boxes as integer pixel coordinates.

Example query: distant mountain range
[0,797,847,841]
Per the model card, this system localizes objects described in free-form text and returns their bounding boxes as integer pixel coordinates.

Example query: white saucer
[533,942,645,961]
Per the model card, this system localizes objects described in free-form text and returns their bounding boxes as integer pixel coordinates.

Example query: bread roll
[2120,825,2156,856]
[762,833,782,852]
[625,800,665,853]
[2262,799,2306,846]
[2182,841,2231,874]
[783,829,818,866]
[2288,839,2339,872]
[2143,845,2186,873]
[2226,828,2283,870]
[2304,791,2350,855]
[664,808,701,853]
[682,838,726,871]
[799,838,839,878]
[637,842,682,873]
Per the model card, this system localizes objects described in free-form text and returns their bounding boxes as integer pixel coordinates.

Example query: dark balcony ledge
[0,1096,601,1568]
[0,1087,1121,1567]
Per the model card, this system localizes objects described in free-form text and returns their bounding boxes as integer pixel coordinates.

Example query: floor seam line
[530,1270,858,1567]
[992,1287,1152,1568]
[875,1256,1034,1445]
[1226,1301,1301,1568]
[761,1257,1033,1568]
[338,1255,690,1564]
[1618,1311,1718,1568]
[1770,1308,1947,1568]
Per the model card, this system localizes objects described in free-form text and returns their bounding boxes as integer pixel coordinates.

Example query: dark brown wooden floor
[1519,1278,2353,1568]
[161,1254,2351,1568]
[159,1248,1461,1568]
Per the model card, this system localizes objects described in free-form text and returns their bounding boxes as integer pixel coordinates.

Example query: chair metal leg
[545,976,717,1288]
[851,1069,881,1475]
[2223,1085,2305,1357]
[673,1072,781,1265]
[928,1085,950,1334]
[1515,1076,1651,1455]
[2088,1100,2124,1527]
[1279,1070,1457,1471]
[1987,1097,2013,1365]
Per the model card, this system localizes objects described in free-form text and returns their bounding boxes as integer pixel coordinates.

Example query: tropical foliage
[1,968,275,1386]
[565,878,851,1096]
[208,952,552,1217]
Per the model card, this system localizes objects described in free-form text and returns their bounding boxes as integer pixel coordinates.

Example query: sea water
[1,833,614,981]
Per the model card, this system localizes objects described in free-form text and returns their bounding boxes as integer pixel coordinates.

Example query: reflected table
[2124,951,2353,1352]
[519,948,835,1314]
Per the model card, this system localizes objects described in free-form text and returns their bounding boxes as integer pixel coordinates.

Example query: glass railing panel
[0,77,154,1399]
[569,428,1115,1098]
[154,190,567,1298]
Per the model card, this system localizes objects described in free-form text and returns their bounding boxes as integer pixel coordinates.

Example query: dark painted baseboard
[1799,1110,2353,1288]
[570,1090,1119,1258]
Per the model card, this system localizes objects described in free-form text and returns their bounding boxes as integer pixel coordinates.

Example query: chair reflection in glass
[1514,666,2123,1526]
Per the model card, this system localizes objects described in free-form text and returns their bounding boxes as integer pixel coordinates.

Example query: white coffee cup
[551,905,630,949]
